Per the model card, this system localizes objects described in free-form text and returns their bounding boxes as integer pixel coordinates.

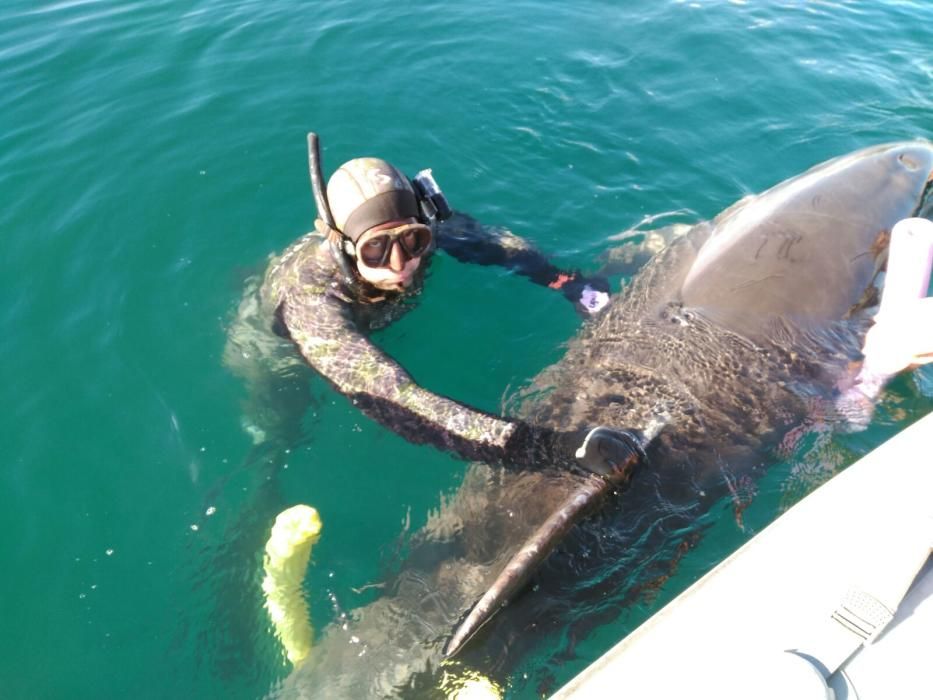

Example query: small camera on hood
[412,169,453,223]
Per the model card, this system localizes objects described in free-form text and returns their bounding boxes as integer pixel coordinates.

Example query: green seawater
[2,0,932,697]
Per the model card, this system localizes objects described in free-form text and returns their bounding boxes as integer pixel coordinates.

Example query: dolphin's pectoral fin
[443,476,610,657]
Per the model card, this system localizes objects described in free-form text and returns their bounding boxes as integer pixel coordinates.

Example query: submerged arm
[436,212,567,285]
[436,212,610,315]
[596,222,693,278]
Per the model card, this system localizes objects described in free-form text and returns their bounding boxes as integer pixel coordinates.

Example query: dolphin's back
[523,228,848,493]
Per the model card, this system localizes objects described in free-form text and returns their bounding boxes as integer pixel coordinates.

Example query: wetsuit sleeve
[277,288,539,465]
[435,212,569,288]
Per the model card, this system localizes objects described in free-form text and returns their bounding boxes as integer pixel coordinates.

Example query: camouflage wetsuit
[225,213,583,463]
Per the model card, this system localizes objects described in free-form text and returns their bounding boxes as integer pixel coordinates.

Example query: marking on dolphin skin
[730,273,786,293]
[754,235,769,260]
[777,233,804,261]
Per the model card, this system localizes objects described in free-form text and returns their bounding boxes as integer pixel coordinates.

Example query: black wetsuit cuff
[502,422,579,472]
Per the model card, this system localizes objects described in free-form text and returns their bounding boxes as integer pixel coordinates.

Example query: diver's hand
[550,271,611,316]
[572,426,644,480]
[503,422,641,479]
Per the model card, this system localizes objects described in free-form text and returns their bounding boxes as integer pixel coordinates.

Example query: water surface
[2,0,932,697]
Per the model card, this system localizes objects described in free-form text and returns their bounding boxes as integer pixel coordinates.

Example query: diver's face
[354,219,427,291]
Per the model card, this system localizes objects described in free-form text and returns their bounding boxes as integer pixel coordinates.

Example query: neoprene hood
[326,158,421,243]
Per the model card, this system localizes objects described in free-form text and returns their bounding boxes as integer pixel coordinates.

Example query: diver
[224,133,641,477]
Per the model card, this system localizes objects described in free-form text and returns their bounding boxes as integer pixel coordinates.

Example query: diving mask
[356,222,433,268]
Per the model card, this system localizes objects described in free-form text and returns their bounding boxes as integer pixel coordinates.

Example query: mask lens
[400,227,431,257]
[358,225,432,268]
[360,236,390,266]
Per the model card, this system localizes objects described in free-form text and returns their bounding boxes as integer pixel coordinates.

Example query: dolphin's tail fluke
[262,504,322,667]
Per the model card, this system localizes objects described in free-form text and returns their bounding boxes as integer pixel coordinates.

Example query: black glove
[554,272,611,316]
[505,422,643,481]
[571,426,644,480]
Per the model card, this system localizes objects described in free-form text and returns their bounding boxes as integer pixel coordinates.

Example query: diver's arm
[278,290,524,464]
[278,291,634,473]
[436,212,610,315]
[595,223,692,278]
[436,212,566,286]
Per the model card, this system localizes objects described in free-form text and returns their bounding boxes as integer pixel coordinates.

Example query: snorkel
[306,132,357,287]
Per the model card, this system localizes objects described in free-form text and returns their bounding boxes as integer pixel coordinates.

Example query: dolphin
[269,141,933,699]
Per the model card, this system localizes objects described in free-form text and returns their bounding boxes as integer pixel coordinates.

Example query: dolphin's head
[840,140,933,216]
[889,141,933,177]
[899,141,933,217]
[681,140,933,339]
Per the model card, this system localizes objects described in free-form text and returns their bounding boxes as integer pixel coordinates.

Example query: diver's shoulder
[280,230,329,260]
[261,231,336,300]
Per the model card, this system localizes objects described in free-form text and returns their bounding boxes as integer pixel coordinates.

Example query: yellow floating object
[451,677,504,700]
[262,504,322,666]
[439,661,504,700]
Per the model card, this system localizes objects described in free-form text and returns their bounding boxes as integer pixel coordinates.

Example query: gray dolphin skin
[681,143,933,340]
[272,141,933,699]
